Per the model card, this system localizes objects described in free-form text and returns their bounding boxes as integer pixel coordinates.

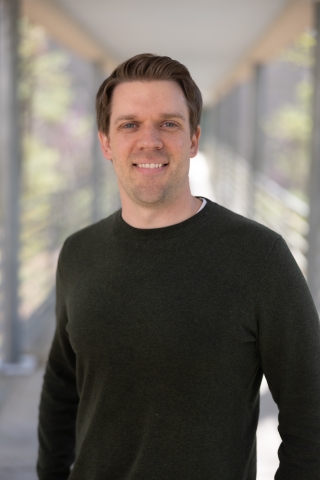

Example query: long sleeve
[256,237,320,479]
[37,249,79,480]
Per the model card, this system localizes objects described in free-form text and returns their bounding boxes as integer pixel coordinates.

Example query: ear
[98,131,112,160]
[190,125,201,158]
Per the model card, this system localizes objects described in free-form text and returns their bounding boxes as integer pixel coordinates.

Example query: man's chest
[64,245,260,396]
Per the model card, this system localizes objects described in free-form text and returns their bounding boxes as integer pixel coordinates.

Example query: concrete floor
[0,368,44,480]
[256,377,281,480]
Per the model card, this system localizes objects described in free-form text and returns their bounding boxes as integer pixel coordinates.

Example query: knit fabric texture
[37,199,320,479]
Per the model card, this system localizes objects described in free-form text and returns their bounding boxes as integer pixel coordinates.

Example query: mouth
[134,163,168,169]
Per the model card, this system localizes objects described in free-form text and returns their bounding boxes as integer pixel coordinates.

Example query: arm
[37,250,79,480]
[257,237,320,479]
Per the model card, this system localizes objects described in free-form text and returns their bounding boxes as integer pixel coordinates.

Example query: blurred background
[0,0,320,478]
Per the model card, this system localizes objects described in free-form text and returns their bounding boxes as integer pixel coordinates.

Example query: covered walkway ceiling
[22,0,316,102]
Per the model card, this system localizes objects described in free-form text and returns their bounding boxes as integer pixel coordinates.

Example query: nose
[136,125,163,150]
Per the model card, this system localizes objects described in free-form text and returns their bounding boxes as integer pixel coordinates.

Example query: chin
[128,186,170,206]
[132,192,169,207]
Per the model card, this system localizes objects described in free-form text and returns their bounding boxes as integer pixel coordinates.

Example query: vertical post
[229,86,238,154]
[238,81,251,161]
[307,3,320,312]
[237,81,252,215]
[91,63,104,223]
[0,0,21,363]
[207,104,215,159]
[224,91,234,208]
[229,85,242,213]
[215,100,222,147]
[213,101,220,202]
[214,100,223,204]
[219,96,228,206]
[199,107,209,148]
[223,89,239,210]
[248,64,266,219]
[201,106,216,152]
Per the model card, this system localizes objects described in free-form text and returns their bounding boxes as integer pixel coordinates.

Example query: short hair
[96,53,202,135]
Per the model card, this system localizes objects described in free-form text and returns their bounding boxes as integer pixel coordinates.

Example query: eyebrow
[113,112,187,124]
[160,113,187,121]
[114,115,138,124]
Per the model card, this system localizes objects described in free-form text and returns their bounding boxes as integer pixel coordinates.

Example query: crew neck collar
[112,198,218,240]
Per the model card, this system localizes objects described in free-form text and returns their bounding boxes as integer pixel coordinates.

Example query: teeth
[136,163,165,169]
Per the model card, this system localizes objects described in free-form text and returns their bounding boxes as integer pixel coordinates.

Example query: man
[37,53,320,479]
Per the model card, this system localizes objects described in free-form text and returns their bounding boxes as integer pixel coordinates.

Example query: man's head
[96,53,202,136]
[96,54,202,214]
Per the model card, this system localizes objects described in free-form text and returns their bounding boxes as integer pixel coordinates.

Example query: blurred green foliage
[19,18,73,199]
[263,31,315,200]
[18,18,94,319]
[280,31,316,68]
[265,82,312,142]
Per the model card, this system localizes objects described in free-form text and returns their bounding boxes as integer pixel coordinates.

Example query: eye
[123,123,136,129]
[163,122,176,128]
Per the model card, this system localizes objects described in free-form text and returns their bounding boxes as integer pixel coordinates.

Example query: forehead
[110,80,189,117]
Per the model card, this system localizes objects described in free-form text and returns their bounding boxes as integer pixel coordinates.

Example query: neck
[120,191,202,229]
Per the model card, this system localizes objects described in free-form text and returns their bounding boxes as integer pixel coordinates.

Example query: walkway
[0,306,55,480]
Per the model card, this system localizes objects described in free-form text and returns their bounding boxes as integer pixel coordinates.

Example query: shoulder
[58,209,120,268]
[196,201,287,284]
[204,200,281,251]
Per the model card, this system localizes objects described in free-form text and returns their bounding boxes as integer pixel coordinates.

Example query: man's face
[98,80,200,208]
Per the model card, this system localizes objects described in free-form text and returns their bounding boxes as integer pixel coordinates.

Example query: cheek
[114,138,136,158]
[166,135,188,153]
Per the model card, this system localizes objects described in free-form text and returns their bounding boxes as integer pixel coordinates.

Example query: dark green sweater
[37,200,320,479]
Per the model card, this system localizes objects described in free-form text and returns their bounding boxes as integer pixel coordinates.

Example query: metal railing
[208,140,309,277]
[0,167,120,361]
[254,174,309,276]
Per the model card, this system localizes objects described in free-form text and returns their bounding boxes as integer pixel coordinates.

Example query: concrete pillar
[216,97,225,205]
[209,102,219,200]
[227,87,240,154]
[307,3,320,311]
[218,97,228,205]
[248,64,267,219]
[201,106,215,152]
[224,92,234,207]
[215,100,222,145]
[211,103,220,161]
[199,107,209,147]
[0,0,22,363]
[237,81,252,162]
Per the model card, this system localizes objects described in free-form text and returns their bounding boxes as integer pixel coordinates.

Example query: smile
[135,163,167,169]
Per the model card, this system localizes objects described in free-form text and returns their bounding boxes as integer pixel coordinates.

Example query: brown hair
[96,53,202,135]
